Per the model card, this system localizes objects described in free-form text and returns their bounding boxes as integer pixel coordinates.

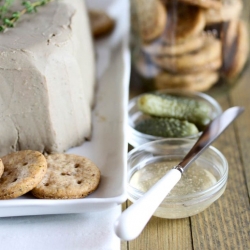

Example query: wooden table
[121,48,250,250]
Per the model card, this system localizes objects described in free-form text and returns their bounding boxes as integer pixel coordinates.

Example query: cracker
[143,0,167,42]
[0,150,47,200]
[143,34,205,56]
[31,154,101,199]
[223,20,249,78]
[131,0,158,41]
[145,0,167,42]
[162,3,205,44]
[0,158,4,179]
[89,10,115,38]
[152,36,222,73]
[179,0,222,9]
[205,0,242,25]
[186,72,219,91]
[131,0,167,42]
[189,56,222,73]
[155,70,219,91]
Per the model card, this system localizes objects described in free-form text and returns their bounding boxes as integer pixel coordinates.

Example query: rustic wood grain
[125,8,250,246]
[230,65,250,197]
[124,80,250,249]
[191,93,250,250]
[124,85,250,249]
[126,201,193,250]
[121,202,129,250]
[186,77,250,249]
[125,83,250,249]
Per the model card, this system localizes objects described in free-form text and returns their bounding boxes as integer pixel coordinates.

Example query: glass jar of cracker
[130,0,249,92]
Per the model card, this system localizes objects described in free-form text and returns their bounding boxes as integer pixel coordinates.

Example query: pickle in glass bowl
[128,89,222,147]
[135,117,199,137]
[137,93,212,129]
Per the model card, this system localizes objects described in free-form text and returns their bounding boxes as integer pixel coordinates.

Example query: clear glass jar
[130,0,249,92]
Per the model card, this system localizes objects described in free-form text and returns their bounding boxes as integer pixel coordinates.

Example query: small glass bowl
[128,89,222,148]
[127,138,228,219]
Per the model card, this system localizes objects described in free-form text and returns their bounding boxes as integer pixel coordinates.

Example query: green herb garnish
[0,0,53,32]
[0,0,15,19]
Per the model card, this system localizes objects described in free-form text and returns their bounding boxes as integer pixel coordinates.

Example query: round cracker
[152,36,222,73]
[131,0,167,42]
[223,20,249,78]
[155,70,219,91]
[89,10,115,38]
[32,154,101,199]
[186,72,219,91]
[189,56,222,73]
[179,0,222,9]
[143,0,167,42]
[162,3,205,44]
[0,150,47,200]
[143,34,205,56]
[0,158,4,178]
[131,0,158,40]
[205,0,242,25]
[155,70,217,86]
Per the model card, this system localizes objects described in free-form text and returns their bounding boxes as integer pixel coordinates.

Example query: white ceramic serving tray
[0,0,130,217]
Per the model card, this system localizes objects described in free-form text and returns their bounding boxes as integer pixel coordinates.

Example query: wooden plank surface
[123,71,250,249]
[230,67,250,196]
[123,68,250,249]
[191,87,250,250]
[126,201,193,250]
[122,1,250,247]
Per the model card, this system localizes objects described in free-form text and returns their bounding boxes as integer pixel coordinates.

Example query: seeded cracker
[152,36,221,73]
[155,70,219,91]
[0,150,47,200]
[143,35,205,56]
[131,0,167,42]
[32,154,101,199]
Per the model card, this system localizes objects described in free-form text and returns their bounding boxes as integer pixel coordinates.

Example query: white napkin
[0,206,121,250]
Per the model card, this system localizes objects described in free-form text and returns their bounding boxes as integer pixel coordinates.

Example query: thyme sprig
[0,0,53,32]
[0,0,15,19]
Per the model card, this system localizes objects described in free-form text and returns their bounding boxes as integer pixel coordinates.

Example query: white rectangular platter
[0,0,130,217]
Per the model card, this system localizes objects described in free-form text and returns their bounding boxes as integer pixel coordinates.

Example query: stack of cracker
[132,0,249,91]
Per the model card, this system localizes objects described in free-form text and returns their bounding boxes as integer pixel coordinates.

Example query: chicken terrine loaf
[0,0,95,157]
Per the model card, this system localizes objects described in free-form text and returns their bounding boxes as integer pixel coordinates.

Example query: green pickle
[137,93,212,128]
[135,117,199,137]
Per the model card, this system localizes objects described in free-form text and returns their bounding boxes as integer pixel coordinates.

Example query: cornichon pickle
[135,117,199,137]
[137,93,212,128]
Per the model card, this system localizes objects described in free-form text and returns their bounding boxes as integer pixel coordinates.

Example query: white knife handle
[114,169,181,241]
